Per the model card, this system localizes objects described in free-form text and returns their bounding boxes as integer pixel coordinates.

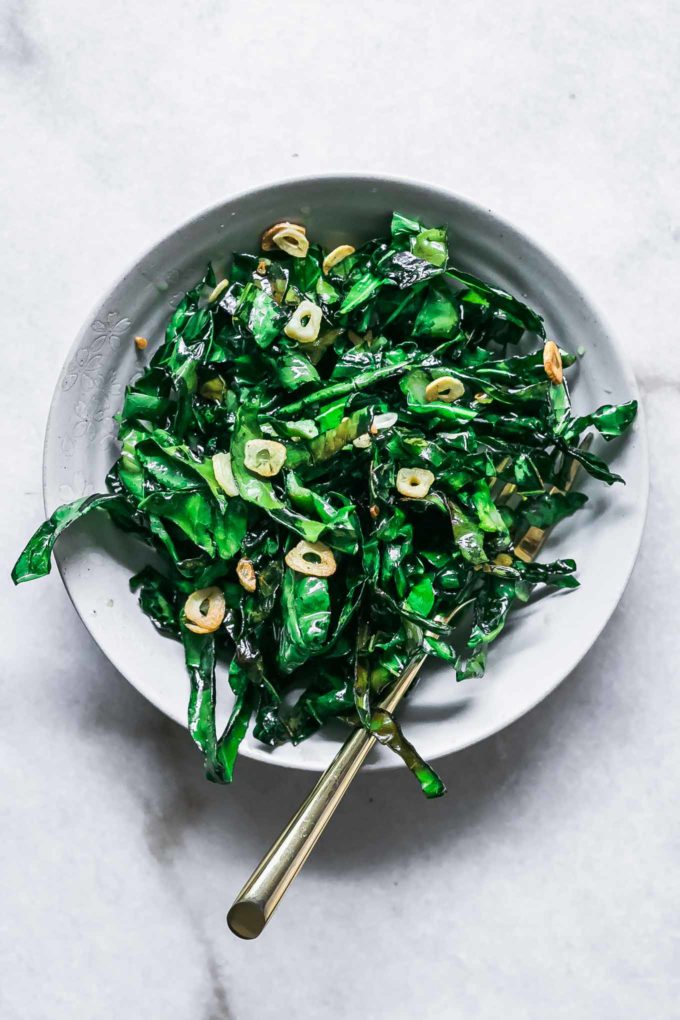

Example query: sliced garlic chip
[272,225,309,258]
[543,341,563,385]
[425,376,465,403]
[244,439,287,477]
[322,244,355,274]
[370,412,398,434]
[284,300,322,344]
[284,540,337,577]
[212,452,238,497]
[184,586,225,634]
[206,278,229,304]
[352,433,371,449]
[261,221,307,251]
[396,467,435,499]
[185,622,212,635]
[236,557,257,593]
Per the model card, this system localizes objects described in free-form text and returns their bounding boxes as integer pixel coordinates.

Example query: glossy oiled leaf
[378,249,442,289]
[12,494,123,583]
[447,266,545,336]
[139,490,217,555]
[447,499,488,564]
[278,570,331,673]
[236,284,286,348]
[513,452,544,494]
[390,212,422,238]
[140,430,228,507]
[472,480,509,535]
[563,442,625,485]
[369,709,446,798]
[286,472,359,554]
[518,558,579,589]
[213,499,248,560]
[405,575,435,616]
[120,368,171,428]
[520,491,588,529]
[308,408,369,465]
[412,227,448,268]
[130,566,179,637]
[563,399,638,443]
[182,627,218,777]
[276,351,320,390]
[339,271,384,314]
[214,686,258,783]
[412,282,460,338]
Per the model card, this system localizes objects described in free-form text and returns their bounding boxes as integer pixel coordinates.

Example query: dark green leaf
[412,282,460,339]
[520,491,588,529]
[370,708,446,798]
[12,494,123,583]
[130,566,179,637]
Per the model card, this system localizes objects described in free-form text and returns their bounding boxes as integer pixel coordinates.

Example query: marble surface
[1,2,678,1017]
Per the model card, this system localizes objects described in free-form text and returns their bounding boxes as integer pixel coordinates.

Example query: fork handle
[227,652,426,939]
[227,724,377,938]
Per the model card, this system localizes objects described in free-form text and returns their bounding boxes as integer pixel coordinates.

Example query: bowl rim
[42,172,649,772]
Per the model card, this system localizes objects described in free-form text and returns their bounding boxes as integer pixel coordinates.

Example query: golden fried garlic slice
[284,540,337,577]
[322,244,355,274]
[396,467,435,499]
[206,278,229,304]
[273,226,309,258]
[236,557,257,593]
[212,452,239,496]
[424,376,465,403]
[543,341,563,384]
[261,221,307,251]
[261,222,309,258]
[284,300,322,344]
[244,439,287,477]
[183,586,225,634]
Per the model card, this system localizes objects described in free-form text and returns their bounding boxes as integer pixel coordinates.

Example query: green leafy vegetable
[12,494,124,583]
[12,210,637,796]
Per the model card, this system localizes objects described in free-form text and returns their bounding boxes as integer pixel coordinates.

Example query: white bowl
[43,175,648,772]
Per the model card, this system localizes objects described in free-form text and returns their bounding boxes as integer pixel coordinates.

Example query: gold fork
[227,442,589,939]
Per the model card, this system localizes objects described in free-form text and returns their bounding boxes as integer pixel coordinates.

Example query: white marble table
[2,2,678,1017]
